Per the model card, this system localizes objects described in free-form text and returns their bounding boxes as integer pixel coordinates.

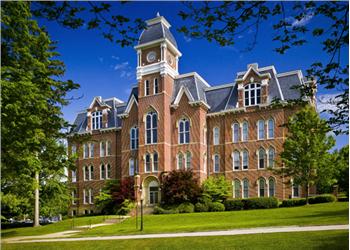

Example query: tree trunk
[305,183,309,205]
[33,171,40,227]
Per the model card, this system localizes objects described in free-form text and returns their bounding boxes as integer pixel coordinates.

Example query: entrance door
[149,186,159,205]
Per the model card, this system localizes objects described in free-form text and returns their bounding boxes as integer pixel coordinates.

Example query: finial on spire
[156,12,160,17]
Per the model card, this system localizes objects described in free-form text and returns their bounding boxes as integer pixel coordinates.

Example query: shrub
[337,196,349,202]
[208,202,225,212]
[308,194,336,204]
[202,176,230,203]
[280,198,307,207]
[194,202,209,212]
[224,199,244,211]
[153,206,179,215]
[244,197,279,209]
[177,203,195,213]
[117,199,135,215]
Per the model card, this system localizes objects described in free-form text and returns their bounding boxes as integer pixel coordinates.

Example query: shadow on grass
[288,208,349,221]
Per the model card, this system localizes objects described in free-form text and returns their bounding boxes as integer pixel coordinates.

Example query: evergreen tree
[1,2,79,225]
[276,106,335,204]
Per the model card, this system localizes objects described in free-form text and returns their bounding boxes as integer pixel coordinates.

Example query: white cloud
[317,93,340,114]
[98,57,104,63]
[113,61,133,79]
[114,61,129,71]
[292,12,314,27]
[183,36,192,43]
[111,55,120,60]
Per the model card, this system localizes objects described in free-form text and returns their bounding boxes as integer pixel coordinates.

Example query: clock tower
[134,14,181,196]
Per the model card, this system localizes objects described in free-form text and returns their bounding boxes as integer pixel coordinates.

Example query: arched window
[177,152,184,169]
[259,178,266,197]
[242,121,248,141]
[269,178,275,197]
[71,170,77,182]
[244,83,261,106]
[233,151,240,170]
[233,179,241,198]
[106,164,111,179]
[130,126,139,150]
[106,141,112,156]
[83,144,89,159]
[243,179,249,198]
[292,181,300,198]
[258,149,265,169]
[83,189,87,204]
[129,159,135,176]
[258,120,265,140]
[100,164,105,180]
[268,147,275,168]
[84,166,89,181]
[232,123,239,143]
[214,154,220,172]
[90,166,94,180]
[154,78,159,94]
[92,111,102,130]
[185,151,191,169]
[242,150,249,170]
[88,189,93,204]
[145,153,151,172]
[153,152,158,172]
[100,141,105,157]
[146,112,157,144]
[268,118,275,138]
[213,127,220,145]
[179,118,190,144]
[144,80,150,96]
[89,143,94,158]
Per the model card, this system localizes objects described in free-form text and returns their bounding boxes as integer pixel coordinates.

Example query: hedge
[177,203,195,213]
[280,198,307,207]
[280,194,336,207]
[153,206,179,214]
[194,202,209,212]
[209,202,225,212]
[224,197,279,211]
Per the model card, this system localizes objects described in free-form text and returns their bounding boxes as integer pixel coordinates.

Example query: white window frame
[154,78,159,94]
[268,147,275,168]
[258,120,265,140]
[153,152,158,172]
[242,150,249,170]
[89,143,94,158]
[244,83,261,106]
[292,181,301,198]
[213,127,220,145]
[83,144,88,159]
[233,151,240,171]
[83,189,87,204]
[177,152,184,170]
[144,80,150,96]
[100,164,105,180]
[100,141,105,157]
[258,178,266,197]
[129,158,135,176]
[232,123,239,143]
[106,141,112,156]
[178,118,190,144]
[72,190,76,205]
[242,121,248,141]
[269,178,276,197]
[145,112,157,144]
[185,151,191,169]
[71,170,77,183]
[88,189,93,204]
[213,154,220,173]
[145,153,151,172]
[243,179,249,198]
[268,118,275,139]
[233,179,241,198]
[130,127,139,150]
[84,166,89,181]
[258,148,265,169]
[92,111,102,130]
[106,163,111,179]
[89,165,94,180]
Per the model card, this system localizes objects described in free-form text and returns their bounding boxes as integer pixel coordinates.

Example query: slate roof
[172,74,208,103]
[138,22,177,48]
[71,97,126,134]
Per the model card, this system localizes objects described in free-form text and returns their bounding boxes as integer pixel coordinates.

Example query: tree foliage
[202,176,230,203]
[161,169,201,206]
[178,1,349,135]
[1,2,79,219]
[276,106,335,203]
[334,145,349,196]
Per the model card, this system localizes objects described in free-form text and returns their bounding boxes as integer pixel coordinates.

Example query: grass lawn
[77,202,348,237]
[2,230,349,250]
[1,215,119,239]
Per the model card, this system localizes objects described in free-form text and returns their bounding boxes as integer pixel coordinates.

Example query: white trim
[136,61,179,80]
[88,96,111,109]
[205,83,234,91]
[236,67,271,82]
[103,97,124,104]
[173,85,195,106]
[277,70,302,78]
[213,127,220,145]
[123,95,138,116]
[146,16,171,29]
[134,38,182,57]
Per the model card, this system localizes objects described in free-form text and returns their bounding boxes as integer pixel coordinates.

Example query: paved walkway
[4,224,348,244]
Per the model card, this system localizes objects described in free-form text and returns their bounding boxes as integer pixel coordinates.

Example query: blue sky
[35,2,348,149]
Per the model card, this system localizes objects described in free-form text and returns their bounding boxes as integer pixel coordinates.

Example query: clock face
[146,51,156,63]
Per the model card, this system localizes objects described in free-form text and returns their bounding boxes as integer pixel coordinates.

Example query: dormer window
[92,111,102,130]
[244,83,261,106]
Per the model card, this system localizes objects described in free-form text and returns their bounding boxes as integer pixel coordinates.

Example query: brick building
[68,15,316,215]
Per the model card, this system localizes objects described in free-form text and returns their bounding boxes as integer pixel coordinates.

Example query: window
[135,159,139,174]
[292,182,300,198]
[88,189,93,204]
[177,152,183,169]
[146,112,157,144]
[242,150,248,170]
[243,179,249,198]
[130,127,139,150]
[71,170,77,182]
[89,143,94,158]
[84,166,89,181]
[244,83,261,106]
[203,127,207,145]
[83,144,89,159]
[72,190,77,205]
[259,149,265,169]
[268,119,275,138]
[259,178,266,197]
[213,127,220,145]
[106,164,111,178]
[145,153,151,172]
[179,118,190,144]
[89,166,94,180]
[242,121,248,141]
[232,123,239,143]
[92,111,102,130]
[153,152,158,172]
[268,147,275,168]
[106,141,112,156]
[129,159,135,176]
[233,151,240,170]
[83,189,88,204]
[100,141,105,157]
[214,154,220,173]
[145,80,150,96]
[185,151,191,169]
[269,178,275,197]
[154,78,159,94]
[258,120,265,140]
[100,164,105,180]
[71,145,77,155]
[233,179,241,198]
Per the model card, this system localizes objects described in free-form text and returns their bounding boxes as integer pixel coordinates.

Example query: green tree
[1,2,79,225]
[276,106,335,204]
[202,176,230,203]
[334,145,349,196]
